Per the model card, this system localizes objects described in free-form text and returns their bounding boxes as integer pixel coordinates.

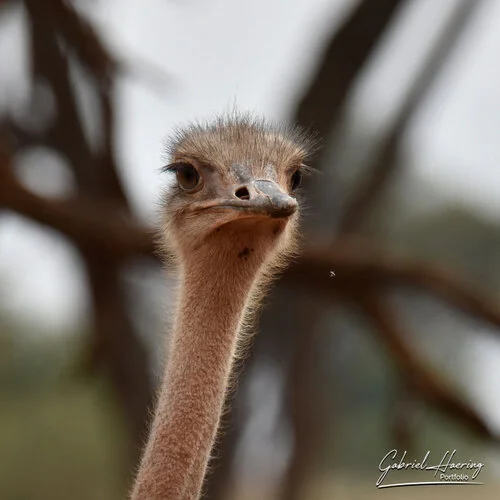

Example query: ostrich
[131,114,314,500]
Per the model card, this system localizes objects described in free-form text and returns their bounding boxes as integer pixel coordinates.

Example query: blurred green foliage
[0,322,128,500]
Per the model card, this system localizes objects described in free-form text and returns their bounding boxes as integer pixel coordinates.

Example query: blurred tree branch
[3,0,156,471]
[295,0,406,140]
[282,0,411,497]
[290,241,500,332]
[0,148,153,258]
[46,0,117,85]
[339,0,483,233]
[281,1,488,496]
[357,291,495,441]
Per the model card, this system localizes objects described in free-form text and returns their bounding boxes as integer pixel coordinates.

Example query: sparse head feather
[163,112,318,172]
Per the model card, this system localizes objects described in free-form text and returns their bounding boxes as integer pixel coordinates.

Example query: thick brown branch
[356,291,496,441]
[0,159,153,258]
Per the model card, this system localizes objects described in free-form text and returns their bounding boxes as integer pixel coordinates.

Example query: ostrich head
[160,115,314,266]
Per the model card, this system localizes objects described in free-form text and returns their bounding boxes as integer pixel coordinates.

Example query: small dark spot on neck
[238,247,250,258]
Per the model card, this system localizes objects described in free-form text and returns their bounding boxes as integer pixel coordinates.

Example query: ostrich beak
[206,179,297,219]
[248,180,298,218]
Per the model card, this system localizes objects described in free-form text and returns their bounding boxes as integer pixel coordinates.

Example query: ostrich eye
[173,163,201,192]
[290,169,302,191]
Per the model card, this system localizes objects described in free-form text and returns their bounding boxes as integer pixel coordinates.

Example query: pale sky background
[1,0,500,481]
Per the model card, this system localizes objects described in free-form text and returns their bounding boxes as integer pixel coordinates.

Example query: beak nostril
[235,187,250,200]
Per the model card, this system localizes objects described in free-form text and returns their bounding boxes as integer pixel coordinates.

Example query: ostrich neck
[132,251,262,500]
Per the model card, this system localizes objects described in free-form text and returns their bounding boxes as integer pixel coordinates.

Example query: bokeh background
[1,0,500,498]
